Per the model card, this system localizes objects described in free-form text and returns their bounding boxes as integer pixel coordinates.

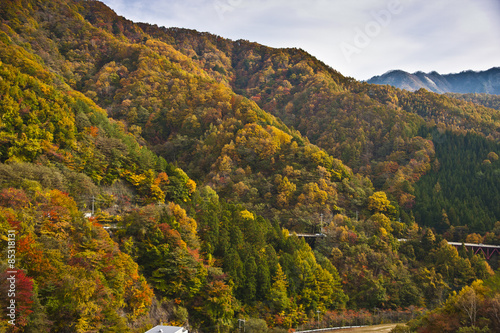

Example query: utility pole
[238,319,245,333]
[317,310,320,328]
[91,195,95,216]
[320,213,323,233]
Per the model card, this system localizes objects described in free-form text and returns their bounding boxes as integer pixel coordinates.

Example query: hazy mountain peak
[368,67,500,94]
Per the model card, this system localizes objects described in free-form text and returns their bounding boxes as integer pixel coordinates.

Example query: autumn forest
[0,1,500,332]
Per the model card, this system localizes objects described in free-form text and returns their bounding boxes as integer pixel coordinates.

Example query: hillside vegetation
[0,1,499,332]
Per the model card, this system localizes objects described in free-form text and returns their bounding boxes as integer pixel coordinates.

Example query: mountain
[1,0,500,332]
[445,92,500,111]
[155,27,500,233]
[367,67,500,94]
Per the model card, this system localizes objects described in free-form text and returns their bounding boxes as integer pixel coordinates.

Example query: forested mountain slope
[158,26,500,231]
[0,0,499,332]
[446,92,500,111]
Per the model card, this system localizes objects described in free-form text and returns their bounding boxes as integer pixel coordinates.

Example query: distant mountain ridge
[367,67,500,94]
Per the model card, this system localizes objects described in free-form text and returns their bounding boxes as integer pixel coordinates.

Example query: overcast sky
[100,0,500,80]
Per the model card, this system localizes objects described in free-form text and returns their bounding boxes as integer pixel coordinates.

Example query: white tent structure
[144,325,188,333]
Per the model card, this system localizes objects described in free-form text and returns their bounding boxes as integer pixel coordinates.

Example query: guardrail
[296,326,366,333]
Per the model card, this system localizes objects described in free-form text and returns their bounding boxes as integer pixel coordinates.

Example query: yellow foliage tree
[368,191,391,213]
[276,175,296,208]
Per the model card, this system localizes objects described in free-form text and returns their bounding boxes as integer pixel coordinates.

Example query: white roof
[144,325,188,333]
